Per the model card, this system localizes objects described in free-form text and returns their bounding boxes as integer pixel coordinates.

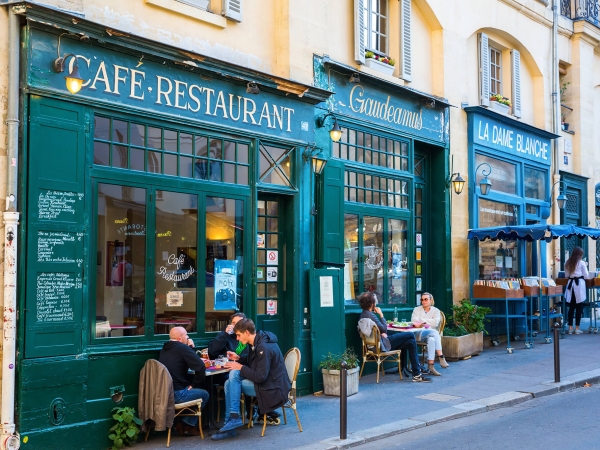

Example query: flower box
[322,367,359,396]
[441,331,484,361]
[364,57,395,76]
[490,100,510,115]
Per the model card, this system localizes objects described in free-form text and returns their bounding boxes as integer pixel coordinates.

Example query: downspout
[551,0,561,277]
[2,6,21,450]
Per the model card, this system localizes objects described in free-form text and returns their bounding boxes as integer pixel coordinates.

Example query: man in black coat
[211,319,291,441]
[207,312,249,364]
[159,326,208,436]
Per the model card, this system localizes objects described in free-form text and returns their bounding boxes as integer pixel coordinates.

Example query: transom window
[93,116,250,185]
[334,126,409,171]
[489,47,502,95]
[362,0,388,53]
[258,143,295,188]
[345,170,409,209]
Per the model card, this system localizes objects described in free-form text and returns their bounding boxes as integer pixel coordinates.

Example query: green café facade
[13,7,450,448]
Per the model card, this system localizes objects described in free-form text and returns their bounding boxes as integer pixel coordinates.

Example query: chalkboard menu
[37,190,83,222]
[36,272,79,322]
[37,231,79,263]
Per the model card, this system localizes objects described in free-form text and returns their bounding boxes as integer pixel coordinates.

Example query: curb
[299,375,599,449]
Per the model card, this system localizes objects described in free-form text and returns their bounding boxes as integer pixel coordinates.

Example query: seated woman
[411,292,449,376]
[358,292,431,383]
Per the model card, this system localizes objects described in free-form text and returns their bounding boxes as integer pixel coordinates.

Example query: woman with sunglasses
[411,292,449,376]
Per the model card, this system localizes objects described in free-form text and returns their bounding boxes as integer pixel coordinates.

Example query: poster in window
[267,267,278,282]
[416,233,423,246]
[416,248,422,261]
[266,300,277,315]
[257,234,265,248]
[391,244,402,279]
[344,261,355,301]
[214,259,238,311]
[416,277,422,291]
[106,240,129,286]
[415,263,422,275]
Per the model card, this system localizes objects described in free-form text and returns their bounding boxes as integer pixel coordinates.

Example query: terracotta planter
[441,331,484,360]
[489,100,510,115]
[364,58,395,76]
[321,367,359,397]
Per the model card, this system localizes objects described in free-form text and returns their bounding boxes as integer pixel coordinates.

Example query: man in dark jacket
[159,326,209,436]
[211,319,291,441]
[208,312,249,364]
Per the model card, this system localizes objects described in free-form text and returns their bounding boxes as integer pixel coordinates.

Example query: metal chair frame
[359,325,402,383]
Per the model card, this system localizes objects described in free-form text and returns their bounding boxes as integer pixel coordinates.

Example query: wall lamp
[420,98,436,109]
[53,33,86,94]
[303,144,328,174]
[541,180,567,219]
[447,173,466,195]
[246,82,260,94]
[349,72,361,83]
[316,112,342,142]
[475,162,493,195]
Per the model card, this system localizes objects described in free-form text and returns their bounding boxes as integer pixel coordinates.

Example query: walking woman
[565,246,590,334]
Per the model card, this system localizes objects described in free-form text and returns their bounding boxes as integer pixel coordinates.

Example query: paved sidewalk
[136,327,600,450]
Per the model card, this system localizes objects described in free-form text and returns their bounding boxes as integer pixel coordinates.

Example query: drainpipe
[551,0,561,277]
[2,6,21,450]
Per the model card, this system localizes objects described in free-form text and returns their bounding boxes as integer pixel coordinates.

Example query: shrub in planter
[441,299,491,360]
[319,348,360,396]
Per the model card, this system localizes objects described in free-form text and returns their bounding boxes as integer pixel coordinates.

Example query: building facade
[0,0,599,448]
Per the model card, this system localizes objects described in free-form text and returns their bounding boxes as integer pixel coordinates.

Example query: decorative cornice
[572,19,600,47]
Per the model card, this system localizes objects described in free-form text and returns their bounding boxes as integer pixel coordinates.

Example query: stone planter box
[489,100,510,115]
[322,367,359,397]
[364,57,395,76]
[441,331,483,361]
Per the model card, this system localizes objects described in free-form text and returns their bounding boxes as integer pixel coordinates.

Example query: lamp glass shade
[480,177,492,195]
[557,193,567,210]
[452,174,465,195]
[65,65,84,94]
[311,156,327,175]
[329,119,342,142]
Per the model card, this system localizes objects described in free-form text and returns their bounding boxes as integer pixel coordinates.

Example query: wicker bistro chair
[359,325,403,383]
[416,311,446,364]
[242,347,303,437]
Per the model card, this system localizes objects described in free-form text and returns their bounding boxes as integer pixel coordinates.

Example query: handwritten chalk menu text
[36,272,80,322]
[38,190,83,221]
[37,231,78,263]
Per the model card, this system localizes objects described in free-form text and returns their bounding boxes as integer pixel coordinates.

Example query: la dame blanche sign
[28,29,313,141]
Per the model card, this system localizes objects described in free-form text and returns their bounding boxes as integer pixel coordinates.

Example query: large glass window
[95,184,147,338]
[361,0,388,53]
[344,170,408,209]
[475,154,516,195]
[344,214,360,303]
[524,166,547,200]
[388,219,407,304]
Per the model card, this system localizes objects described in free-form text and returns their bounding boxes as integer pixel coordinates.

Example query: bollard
[553,323,561,382]
[340,360,348,440]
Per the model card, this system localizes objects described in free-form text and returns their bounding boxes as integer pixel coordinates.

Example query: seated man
[159,326,209,436]
[411,292,449,376]
[208,312,249,364]
[211,319,291,441]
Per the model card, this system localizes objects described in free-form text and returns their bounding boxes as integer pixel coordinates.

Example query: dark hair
[230,312,246,322]
[233,318,256,334]
[565,246,584,273]
[357,292,376,311]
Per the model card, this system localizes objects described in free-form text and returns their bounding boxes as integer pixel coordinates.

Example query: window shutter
[478,32,490,107]
[354,0,366,65]
[222,0,242,22]
[400,0,412,81]
[511,49,522,118]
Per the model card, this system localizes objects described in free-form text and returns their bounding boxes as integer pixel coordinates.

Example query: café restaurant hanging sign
[28,29,313,141]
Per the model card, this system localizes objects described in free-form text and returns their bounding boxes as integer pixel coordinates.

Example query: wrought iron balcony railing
[561,0,600,27]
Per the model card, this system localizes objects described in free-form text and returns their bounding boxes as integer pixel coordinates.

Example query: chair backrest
[284,347,301,384]
[438,311,446,336]
[138,359,175,431]
[360,325,381,354]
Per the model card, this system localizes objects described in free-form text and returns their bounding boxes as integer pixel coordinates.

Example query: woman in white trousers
[411,292,449,376]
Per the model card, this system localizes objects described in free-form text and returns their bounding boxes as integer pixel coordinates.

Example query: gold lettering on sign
[349,85,422,130]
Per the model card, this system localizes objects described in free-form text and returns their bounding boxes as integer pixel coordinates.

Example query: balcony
[561,0,600,27]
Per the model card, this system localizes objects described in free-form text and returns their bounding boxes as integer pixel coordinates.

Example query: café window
[475,153,516,195]
[524,166,546,200]
[344,170,409,209]
[477,199,519,280]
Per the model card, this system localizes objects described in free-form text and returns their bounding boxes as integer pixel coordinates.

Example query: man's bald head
[169,326,187,340]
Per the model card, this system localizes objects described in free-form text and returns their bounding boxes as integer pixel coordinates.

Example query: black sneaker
[412,374,432,383]
[420,366,431,375]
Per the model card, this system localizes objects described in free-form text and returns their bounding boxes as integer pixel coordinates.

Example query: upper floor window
[363,0,388,53]
[490,47,502,96]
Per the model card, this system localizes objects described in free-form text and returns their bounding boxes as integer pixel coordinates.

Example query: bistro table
[189,365,231,430]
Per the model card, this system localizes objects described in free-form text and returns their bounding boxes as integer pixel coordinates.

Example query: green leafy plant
[318,348,359,371]
[444,299,492,337]
[365,51,395,67]
[489,94,511,107]
[109,406,142,450]
[560,81,570,102]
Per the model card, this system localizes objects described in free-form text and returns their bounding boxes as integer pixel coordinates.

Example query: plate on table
[390,322,412,328]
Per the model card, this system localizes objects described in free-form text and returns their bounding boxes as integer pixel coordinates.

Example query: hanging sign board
[214,259,238,311]
[166,291,184,307]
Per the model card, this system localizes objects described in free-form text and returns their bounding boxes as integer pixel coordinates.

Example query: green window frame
[344,170,409,209]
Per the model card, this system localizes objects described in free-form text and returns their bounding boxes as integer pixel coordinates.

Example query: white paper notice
[320,276,334,307]
[166,291,184,307]
[495,255,503,268]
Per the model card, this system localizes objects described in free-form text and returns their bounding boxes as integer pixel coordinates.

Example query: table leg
[208,376,222,430]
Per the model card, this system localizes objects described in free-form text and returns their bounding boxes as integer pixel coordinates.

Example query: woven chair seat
[175,399,202,409]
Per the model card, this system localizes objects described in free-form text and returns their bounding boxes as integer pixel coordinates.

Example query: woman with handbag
[565,246,590,335]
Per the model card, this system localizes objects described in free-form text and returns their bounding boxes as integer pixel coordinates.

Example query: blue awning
[467,224,600,242]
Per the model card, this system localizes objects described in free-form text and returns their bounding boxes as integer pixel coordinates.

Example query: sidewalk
[136,326,600,450]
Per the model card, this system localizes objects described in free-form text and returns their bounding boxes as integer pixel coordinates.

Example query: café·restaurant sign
[471,114,552,166]
[28,29,313,141]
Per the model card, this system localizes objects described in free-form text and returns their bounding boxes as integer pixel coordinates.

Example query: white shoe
[574,329,583,334]
[568,329,573,335]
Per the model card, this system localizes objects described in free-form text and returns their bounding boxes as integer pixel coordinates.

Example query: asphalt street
[354,384,600,450]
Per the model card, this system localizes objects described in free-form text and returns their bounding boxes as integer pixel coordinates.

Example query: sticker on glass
[415,263,422,275]
[257,268,264,279]
[416,248,421,261]
[416,277,422,291]
[257,234,265,248]
[416,233,423,246]
[267,250,278,265]
[267,300,277,315]
[267,267,278,282]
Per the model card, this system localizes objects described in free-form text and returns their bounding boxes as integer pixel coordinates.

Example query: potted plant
[489,94,511,115]
[108,406,142,450]
[441,299,492,360]
[364,51,396,76]
[319,348,360,397]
